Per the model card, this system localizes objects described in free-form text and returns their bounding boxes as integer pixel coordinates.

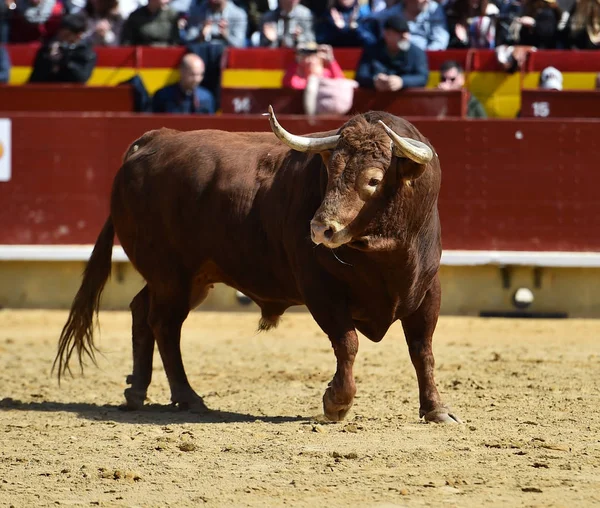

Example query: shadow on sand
[0,398,312,425]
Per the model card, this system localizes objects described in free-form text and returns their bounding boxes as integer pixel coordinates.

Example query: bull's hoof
[171,393,210,414]
[322,386,354,422]
[421,406,463,424]
[123,387,147,410]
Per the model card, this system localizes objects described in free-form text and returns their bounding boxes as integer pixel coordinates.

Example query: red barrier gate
[0,113,598,252]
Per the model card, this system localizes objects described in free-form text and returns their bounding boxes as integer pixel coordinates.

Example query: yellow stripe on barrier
[87,68,137,86]
[6,65,598,119]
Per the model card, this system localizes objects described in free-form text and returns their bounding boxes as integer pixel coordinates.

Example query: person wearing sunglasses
[437,59,487,118]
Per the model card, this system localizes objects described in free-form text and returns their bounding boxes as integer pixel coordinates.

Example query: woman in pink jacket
[282,42,346,89]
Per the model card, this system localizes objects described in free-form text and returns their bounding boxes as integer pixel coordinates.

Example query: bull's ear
[396,158,427,182]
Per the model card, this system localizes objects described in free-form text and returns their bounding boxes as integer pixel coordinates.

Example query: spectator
[282,42,345,89]
[118,0,148,19]
[370,0,398,12]
[444,0,499,48]
[0,45,10,83]
[236,0,274,40]
[184,0,248,47]
[495,0,522,46]
[316,0,378,47]
[355,15,429,90]
[566,0,600,49]
[538,65,563,90]
[82,0,124,45]
[152,53,216,113]
[438,59,487,117]
[373,0,450,50]
[517,0,562,49]
[28,13,96,83]
[254,0,314,47]
[283,42,357,115]
[9,0,66,43]
[0,0,11,42]
[120,0,180,46]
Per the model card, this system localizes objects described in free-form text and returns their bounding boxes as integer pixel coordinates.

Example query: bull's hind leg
[148,285,208,412]
[401,275,463,424]
[124,285,154,409]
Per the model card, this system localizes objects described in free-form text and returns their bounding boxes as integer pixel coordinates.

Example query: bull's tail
[53,216,115,380]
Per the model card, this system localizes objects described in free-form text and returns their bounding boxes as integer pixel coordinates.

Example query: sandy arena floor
[0,309,599,507]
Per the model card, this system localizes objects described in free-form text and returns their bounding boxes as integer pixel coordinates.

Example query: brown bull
[54,107,462,424]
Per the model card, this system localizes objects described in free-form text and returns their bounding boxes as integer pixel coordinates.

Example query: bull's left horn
[378,120,434,165]
[267,105,340,152]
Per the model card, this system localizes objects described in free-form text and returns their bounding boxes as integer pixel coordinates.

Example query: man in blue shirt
[355,15,429,91]
[152,53,216,114]
[370,0,449,51]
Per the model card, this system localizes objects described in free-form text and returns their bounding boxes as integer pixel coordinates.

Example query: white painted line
[0,245,599,267]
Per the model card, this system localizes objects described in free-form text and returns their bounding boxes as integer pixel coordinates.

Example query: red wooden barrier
[0,84,135,112]
[0,113,598,253]
[526,50,600,72]
[220,88,467,117]
[7,45,600,75]
[520,90,600,118]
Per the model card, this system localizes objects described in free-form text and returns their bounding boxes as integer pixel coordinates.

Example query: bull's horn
[267,105,340,152]
[378,120,434,165]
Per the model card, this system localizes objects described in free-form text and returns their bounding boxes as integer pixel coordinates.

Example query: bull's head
[267,106,435,251]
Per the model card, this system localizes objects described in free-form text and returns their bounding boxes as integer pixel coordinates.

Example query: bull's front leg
[322,328,358,421]
[401,274,463,424]
[305,295,358,422]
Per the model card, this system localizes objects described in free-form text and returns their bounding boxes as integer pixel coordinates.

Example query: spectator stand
[8,44,186,95]
[5,46,600,118]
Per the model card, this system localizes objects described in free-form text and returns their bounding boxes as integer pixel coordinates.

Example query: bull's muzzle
[310,220,344,247]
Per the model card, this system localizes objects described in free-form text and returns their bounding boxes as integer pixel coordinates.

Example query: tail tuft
[53,217,115,381]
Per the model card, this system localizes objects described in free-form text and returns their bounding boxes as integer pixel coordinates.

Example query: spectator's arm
[326,59,346,79]
[225,13,248,48]
[401,49,429,88]
[61,46,97,83]
[0,46,11,83]
[28,46,54,83]
[355,49,376,88]
[354,20,378,46]
[427,5,450,50]
[282,62,300,88]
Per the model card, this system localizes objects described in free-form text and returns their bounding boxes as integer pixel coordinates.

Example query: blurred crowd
[2,0,598,50]
[0,0,598,116]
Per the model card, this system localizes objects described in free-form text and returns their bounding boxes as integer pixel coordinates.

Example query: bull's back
[110,128,294,285]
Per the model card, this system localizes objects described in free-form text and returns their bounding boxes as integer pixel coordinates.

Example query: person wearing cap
[355,14,428,91]
[28,13,97,83]
[538,66,563,90]
[370,0,449,51]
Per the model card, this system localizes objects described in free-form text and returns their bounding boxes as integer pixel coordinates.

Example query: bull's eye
[368,178,381,188]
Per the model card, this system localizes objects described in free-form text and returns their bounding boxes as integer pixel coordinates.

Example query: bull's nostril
[323,227,334,240]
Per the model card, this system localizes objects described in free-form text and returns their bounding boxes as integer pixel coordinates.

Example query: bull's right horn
[266,105,340,152]
[378,121,434,165]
